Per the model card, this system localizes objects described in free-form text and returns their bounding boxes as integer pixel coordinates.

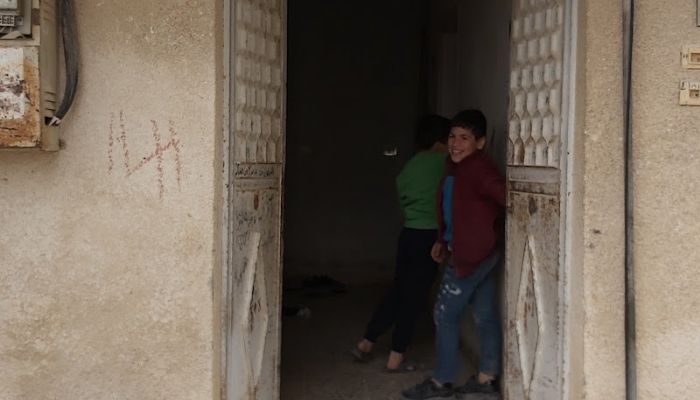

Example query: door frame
[219,0,586,398]
[560,0,581,398]
[221,0,234,397]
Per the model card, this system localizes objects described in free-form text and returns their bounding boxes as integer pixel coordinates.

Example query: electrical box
[681,46,700,70]
[679,80,700,106]
[0,0,58,151]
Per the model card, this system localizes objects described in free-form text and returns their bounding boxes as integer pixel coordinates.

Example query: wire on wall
[49,0,79,126]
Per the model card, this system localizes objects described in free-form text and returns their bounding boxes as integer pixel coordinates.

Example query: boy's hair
[450,109,487,139]
[415,114,450,150]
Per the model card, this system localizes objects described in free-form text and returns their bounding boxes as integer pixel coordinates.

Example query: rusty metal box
[0,0,58,151]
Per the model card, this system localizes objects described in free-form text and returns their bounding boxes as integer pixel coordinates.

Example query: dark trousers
[363,228,439,353]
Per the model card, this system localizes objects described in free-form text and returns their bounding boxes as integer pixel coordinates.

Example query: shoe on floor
[455,376,498,394]
[401,378,454,399]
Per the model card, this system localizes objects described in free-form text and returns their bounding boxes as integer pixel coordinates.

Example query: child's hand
[431,242,446,263]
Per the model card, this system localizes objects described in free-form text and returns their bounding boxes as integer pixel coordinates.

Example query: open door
[225,0,286,399]
[504,0,573,398]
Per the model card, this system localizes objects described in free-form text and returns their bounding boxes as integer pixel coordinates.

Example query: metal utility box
[0,0,58,151]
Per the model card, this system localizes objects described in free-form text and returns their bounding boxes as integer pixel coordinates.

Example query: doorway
[280,0,512,399]
[223,0,577,398]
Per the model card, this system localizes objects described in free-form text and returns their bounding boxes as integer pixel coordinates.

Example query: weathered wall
[284,0,427,281]
[569,0,627,398]
[632,1,700,398]
[0,1,222,399]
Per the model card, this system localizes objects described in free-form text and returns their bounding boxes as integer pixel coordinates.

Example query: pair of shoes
[350,347,373,363]
[401,378,454,399]
[455,376,498,394]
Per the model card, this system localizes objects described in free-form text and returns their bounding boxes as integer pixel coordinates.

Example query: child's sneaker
[454,376,498,395]
[401,378,454,399]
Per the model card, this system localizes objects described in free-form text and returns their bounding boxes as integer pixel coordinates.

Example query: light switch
[682,46,700,69]
[679,80,700,106]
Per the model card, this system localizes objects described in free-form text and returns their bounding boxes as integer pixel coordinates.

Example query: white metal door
[226,0,286,399]
[504,0,572,398]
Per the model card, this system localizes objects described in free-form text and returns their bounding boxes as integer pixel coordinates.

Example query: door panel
[505,190,560,399]
[505,0,570,398]
[507,0,564,168]
[227,0,286,399]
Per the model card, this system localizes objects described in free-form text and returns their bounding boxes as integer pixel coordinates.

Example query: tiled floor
[280,284,500,400]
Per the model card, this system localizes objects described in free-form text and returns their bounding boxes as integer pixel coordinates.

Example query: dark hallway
[281,0,512,398]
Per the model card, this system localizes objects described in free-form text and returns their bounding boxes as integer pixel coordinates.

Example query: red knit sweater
[436,150,506,278]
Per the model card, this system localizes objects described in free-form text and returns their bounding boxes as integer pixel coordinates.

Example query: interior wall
[0,1,222,399]
[429,0,512,169]
[632,1,700,398]
[284,0,428,282]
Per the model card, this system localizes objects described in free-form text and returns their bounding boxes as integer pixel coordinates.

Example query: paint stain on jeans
[444,283,462,296]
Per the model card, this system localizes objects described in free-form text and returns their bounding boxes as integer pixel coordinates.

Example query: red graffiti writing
[108,111,183,200]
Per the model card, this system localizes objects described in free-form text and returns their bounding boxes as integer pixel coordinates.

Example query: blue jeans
[433,252,501,384]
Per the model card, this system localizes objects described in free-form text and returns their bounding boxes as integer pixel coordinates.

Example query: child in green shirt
[352,115,449,371]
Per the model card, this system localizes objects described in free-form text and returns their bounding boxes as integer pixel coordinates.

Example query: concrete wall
[584,0,628,394]
[566,1,627,399]
[0,1,222,399]
[284,0,428,281]
[633,1,700,398]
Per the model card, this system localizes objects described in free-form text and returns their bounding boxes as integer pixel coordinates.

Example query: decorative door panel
[504,0,571,398]
[227,0,286,399]
[505,189,560,399]
[507,0,564,168]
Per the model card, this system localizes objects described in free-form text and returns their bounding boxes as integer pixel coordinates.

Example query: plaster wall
[632,1,700,398]
[569,0,627,398]
[0,2,222,399]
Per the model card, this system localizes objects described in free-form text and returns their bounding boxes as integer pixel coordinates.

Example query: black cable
[51,0,78,124]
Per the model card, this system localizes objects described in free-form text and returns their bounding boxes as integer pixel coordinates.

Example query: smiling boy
[402,110,506,399]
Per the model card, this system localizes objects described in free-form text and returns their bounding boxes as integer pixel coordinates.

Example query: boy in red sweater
[402,110,505,399]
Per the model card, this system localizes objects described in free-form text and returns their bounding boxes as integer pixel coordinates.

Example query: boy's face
[447,127,486,163]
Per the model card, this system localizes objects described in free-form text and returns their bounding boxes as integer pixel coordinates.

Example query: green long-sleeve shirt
[396,150,446,229]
